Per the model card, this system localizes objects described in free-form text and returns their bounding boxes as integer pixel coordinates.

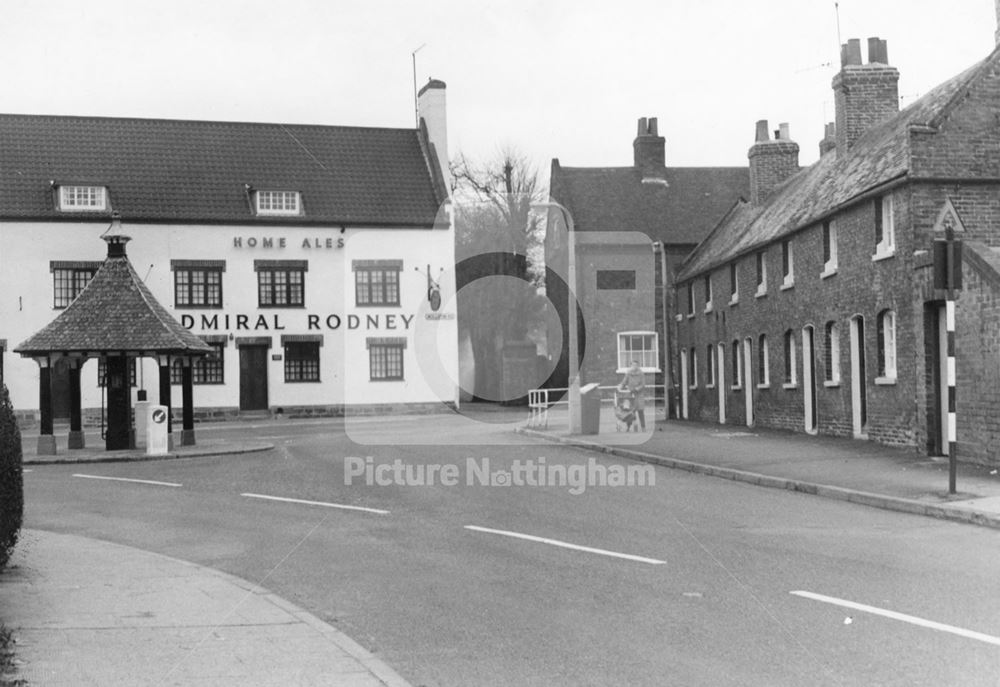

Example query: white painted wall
[0,219,458,412]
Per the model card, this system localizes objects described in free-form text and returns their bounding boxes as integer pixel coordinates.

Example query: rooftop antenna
[412,43,426,127]
[834,2,842,49]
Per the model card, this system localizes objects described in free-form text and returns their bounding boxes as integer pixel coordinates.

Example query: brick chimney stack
[633,117,666,180]
[832,37,899,156]
[747,119,800,205]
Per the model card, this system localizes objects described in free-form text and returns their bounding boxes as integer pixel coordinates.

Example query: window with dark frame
[730,263,738,301]
[354,260,402,306]
[170,342,225,385]
[756,251,767,291]
[51,262,100,308]
[284,342,321,382]
[96,358,137,387]
[256,261,306,307]
[704,274,713,308]
[687,283,695,316]
[368,338,406,381]
[172,261,224,308]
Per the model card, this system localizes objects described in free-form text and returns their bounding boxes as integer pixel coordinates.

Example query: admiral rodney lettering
[180,313,416,332]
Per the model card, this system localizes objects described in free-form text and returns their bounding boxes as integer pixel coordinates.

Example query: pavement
[518,404,1000,530]
[0,529,412,687]
[5,406,1000,685]
[19,426,273,465]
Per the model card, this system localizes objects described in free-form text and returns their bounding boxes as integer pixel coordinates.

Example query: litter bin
[580,382,602,435]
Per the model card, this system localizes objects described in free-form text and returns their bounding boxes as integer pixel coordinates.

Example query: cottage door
[239,345,269,411]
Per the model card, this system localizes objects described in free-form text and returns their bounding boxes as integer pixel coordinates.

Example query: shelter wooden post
[181,357,195,446]
[36,356,56,455]
[67,357,85,449]
[158,355,173,449]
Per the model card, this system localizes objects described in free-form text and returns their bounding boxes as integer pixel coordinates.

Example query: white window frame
[755,251,767,297]
[59,185,107,212]
[825,321,841,386]
[781,240,794,289]
[757,334,770,388]
[617,331,659,373]
[706,344,716,388]
[822,220,838,278]
[783,329,798,388]
[256,190,302,216]
[874,195,895,260]
[731,339,743,390]
[877,310,897,383]
[689,348,698,389]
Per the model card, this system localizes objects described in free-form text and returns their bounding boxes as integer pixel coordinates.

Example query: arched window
[877,310,897,379]
[706,344,716,387]
[758,333,769,386]
[784,329,797,386]
[825,321,841,383]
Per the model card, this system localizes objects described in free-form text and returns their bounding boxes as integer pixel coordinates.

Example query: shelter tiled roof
[15,233,213,356]
[0,114,444,226]
[549,163,749,245]
[677,53,994,282]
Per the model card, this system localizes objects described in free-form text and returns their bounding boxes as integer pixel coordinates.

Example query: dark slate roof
[0,114,444,226]
[677,52,994,282]
[549,162,749,245]
[15,236,213,356]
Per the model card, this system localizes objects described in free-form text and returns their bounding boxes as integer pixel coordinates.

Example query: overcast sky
[2,1,996,178]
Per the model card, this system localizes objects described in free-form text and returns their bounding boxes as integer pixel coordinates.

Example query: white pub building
[0,80,459,429]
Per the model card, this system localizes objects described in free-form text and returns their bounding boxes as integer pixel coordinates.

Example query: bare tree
[451,148,549,402]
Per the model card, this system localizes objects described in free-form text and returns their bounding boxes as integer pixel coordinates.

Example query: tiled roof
[15,237,213,356]
[0,114,444,226]
[549,163,749,245]
[677,53,994,282]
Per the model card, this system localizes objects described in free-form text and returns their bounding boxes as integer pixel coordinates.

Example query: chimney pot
[867,37,889,64]
[755,119,770,142]
[779,122,790,141]
[841,38,863,66]
[633,116,665,179]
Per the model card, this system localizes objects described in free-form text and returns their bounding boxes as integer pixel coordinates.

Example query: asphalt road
[22,417,1000,686]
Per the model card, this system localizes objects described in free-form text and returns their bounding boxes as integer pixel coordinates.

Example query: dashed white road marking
[22,469,32,473]
[241,492,389,515]
[73,473,181,488]
[465,525,666,565]
[791,591,1000,646]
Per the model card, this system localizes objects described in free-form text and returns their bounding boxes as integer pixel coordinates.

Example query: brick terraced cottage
[546,118,747,402]
[0,80,459,430]
[673,38,1000,467]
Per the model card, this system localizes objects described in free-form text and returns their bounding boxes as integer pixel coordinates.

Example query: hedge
[0,385,23,570]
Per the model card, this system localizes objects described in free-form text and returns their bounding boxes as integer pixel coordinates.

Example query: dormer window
[255,190,301,216]
[59,185,107,212]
